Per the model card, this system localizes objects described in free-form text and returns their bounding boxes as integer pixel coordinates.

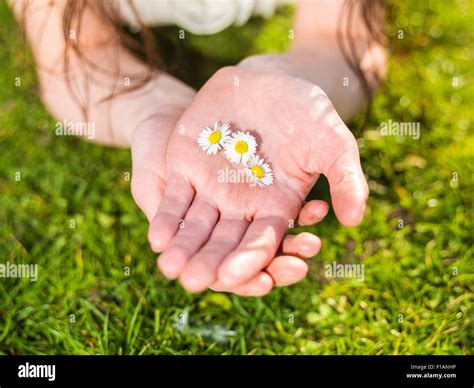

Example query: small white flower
[197,122,232,155]
[245,154,273,188]
[224,131,257,164]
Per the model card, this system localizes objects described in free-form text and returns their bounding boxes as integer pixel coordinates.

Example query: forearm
[239,0,386,121]
[38,53,195,147]
[238,45,375,121]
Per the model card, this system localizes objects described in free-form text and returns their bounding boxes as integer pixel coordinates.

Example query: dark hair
[62,0,163,118]
[337,0,386,125]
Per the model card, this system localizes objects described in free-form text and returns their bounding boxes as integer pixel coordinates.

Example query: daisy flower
[197,122,232,155]
[245,154,273,188]
[224,131,257,164]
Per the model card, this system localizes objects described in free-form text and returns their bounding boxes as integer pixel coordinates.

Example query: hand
[131,107,329,296]
[148,66,368,294]
[131,110,181,223]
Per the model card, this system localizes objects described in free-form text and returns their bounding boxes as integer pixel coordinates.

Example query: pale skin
[11,0,385,296]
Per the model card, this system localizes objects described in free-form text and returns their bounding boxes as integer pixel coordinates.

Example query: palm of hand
[169,69,325,215]
[150,67,367,291]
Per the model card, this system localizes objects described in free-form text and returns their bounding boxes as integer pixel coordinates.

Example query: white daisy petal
[223,131,257,165]
[245,154,273,188]
[197,122,232,155]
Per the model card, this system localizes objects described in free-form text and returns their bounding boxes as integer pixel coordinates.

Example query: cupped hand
[148,66,368,294]
[131,104,329,296]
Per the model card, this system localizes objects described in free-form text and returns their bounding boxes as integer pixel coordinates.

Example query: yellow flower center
[208,131,221,144]
[250,165,265,179]
[235,141,248,154]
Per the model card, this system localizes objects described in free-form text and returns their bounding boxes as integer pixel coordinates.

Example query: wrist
[114,74,196,147]
[238,54,302,78]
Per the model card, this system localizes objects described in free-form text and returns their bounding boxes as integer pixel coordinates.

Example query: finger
[237,234,322,290]
[297,200,329,226]
[211,272,274,297]
[131,116,175,221]
[131,170,164,222]
[179,217,249,292]
[148,178,194,252]
[308,97,368,227]
[210,254,308,295]
[217,216,288,288]
[157,196,219,279]
[326,146,368,226]
[280,232,322,258]
[210,239,318,294]
[316,123,368,226]
[265,256,309,287]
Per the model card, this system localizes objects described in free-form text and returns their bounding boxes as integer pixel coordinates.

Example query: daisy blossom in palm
[245,154,273,188]
[197,122,232,155]
[224,131,257,164]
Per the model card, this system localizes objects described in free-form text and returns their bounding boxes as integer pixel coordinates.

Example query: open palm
[131,104,327,296]
[149,66,368,294]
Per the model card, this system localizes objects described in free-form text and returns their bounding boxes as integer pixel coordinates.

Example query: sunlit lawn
[0,0,472,354]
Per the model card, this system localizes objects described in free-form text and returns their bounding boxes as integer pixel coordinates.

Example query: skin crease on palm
[147,67,368,295]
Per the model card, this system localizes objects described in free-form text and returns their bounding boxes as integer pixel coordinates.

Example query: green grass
[0,0,472,355]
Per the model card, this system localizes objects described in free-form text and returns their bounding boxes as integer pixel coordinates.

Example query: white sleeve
[116,0,291,35]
